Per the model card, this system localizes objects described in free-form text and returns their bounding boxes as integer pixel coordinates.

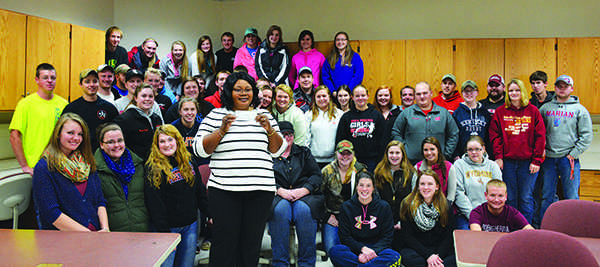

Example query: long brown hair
[309,85,338,122]
[327,32,355,70]
[373,85,394,112]
[195,35,215,74]
[44,113,96,172]
[399,170,449,227]
[146,125,194,189]
[374,141,415,189]
[420,136,447,181]
[171,41,189,83]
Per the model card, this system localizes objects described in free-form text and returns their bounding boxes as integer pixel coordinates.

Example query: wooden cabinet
[0,10,27,111]
[360,40,406,104]
[405,39,454,95]
[70,25,105,100]
[558,38,600,114]
[505,38,556,88]
[26,16,71,100]
[580,170,600,202]
[454,39,504,100]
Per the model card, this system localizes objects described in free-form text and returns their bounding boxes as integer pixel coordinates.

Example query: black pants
[208,187,274,267]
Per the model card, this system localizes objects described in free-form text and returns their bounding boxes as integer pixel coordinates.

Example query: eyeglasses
[467,148,483,152]
[102,138,124,145]
[232,88,252,94]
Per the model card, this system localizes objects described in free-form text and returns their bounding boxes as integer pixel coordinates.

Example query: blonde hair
[505,78,530,108]
[309,85,338,122]
[171,41,190,84]
[374,141,415,189]
[146,125,194,189]
[486,179,507,193]
[271,84,294,115]
[44,113,96,172]
[141,38,158,69]
[195,36,215,75]
[399,170,449,227]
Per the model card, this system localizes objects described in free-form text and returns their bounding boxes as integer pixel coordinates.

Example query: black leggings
[208,188,274,267]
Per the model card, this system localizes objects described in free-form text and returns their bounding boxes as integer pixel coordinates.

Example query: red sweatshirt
[489,104,546,166]
[433,91,463,114]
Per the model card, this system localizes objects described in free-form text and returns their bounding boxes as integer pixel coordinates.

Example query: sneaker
[201,241,211,250]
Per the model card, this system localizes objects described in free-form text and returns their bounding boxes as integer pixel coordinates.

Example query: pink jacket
[234,43,258,80]
[289,48,326,89]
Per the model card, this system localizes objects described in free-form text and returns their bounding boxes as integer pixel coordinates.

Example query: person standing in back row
[215,32,238,73]
[322,32,363,95]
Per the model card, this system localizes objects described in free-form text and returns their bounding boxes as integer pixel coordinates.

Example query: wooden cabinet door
[26,16,71,100]
[360,40,406,104]
[70,25,105,100]
[405,39,453,96]
[0,9,27,110]
[454,39,504,100]
[558,38,600,114]
[505,38,556,89]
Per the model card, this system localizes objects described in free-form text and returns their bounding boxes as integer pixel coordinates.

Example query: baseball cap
[244,27,258,37]
[298,66,312,76]
[79,69,98,82]
[115,64,131,75]
[555,75,574,86]
[442,74,456,84]
[336,140,354,153]
[97,64,114,73]
[461,80,478,91]
[278,121,294,134]
[125,69,144,82]
[488,74,505,86]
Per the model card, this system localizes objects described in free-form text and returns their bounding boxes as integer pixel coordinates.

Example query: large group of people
[6,24,593,267]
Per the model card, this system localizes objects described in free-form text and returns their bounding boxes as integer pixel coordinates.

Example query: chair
[0,170,33,229]
[487,229,599,267]
[197,164,210,188]
[541,199,600,238]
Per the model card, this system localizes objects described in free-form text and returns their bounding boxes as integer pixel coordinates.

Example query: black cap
[125,69,144,82]
[278,121,294,134]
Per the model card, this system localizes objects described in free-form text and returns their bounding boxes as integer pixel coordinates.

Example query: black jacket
[338,194,394,254]
[271,144,324,220]
[114,107,163,161]
[255,42,290,85]
[377,168,414,222]
[336,104,387,163]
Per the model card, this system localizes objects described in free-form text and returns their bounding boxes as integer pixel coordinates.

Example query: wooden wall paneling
[454,39,505,100]
[557,38,600,114]
[505,38,557,94]
[26,16,71,100]
[360,40,406,105]
[405,39,454,96]
[70,25,105,100]
[0,10,27,111]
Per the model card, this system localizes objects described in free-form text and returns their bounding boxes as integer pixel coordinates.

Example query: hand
[427,254,444,267]
[567,155,576,180]
[289,188,310,201]
[495,159,503,170]
[277,188,294,201]
[98,228,110,232]
[394,221,401,230]
[255,114,273,133]
[359,247,377,263]
[220,114,236,134]
[22,166,33,176]
[327,215,338,227]
[529,163,540,174]
[207,218,213,225]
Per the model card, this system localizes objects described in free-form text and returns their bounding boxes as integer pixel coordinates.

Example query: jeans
[162,220,198,267]
[539,157,581,222]
[455,215,470,230]
[329,245,401,267]
[503,159,538,223]
[400,248,456,267]
[269,199,317,267]
[322,223,340,254]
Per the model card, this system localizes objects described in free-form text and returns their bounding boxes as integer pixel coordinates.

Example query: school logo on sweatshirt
[545,110,575,127]
[502,115,531,135]
[355,215,378,229]
[350,119,375,138]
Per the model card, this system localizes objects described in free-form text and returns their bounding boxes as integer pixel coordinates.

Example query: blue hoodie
[452,102,492,158]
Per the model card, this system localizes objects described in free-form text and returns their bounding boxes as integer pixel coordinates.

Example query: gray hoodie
[539,95,592,158]
[447,153,502,219]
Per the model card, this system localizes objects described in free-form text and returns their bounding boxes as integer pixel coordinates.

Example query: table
[453,230,600,267]
[0,229,180,266]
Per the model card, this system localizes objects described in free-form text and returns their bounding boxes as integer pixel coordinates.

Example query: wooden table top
[0,229,180,267]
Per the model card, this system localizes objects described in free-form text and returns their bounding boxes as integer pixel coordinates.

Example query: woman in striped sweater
[193,71,285,267]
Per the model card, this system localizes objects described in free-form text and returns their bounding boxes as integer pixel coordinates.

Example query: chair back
[0,170,33,229]
[541,199,600,238]
[198,164,210,188]
[487,229,599,267]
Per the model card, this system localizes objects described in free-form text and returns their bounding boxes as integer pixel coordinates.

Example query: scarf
[51,150,91,183]
[414,202,440,231]
[102,149,136,200]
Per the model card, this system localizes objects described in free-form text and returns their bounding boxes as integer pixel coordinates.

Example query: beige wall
[1,0,113,30]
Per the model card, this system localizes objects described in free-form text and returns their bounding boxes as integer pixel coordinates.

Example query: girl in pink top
[289,30,326,89]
